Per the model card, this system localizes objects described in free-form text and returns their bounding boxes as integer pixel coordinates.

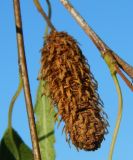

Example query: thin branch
[60,0,109,55]
[33,0,55,31]
[115,65,133,91]
[13,0,41,160]
[108,74,123,160]
[113,52,133,79]
[59,0,133,91]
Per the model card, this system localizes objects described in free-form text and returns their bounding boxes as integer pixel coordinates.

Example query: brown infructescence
[39,31,108,151]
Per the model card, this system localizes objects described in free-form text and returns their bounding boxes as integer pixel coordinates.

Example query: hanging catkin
[40,31,108,151]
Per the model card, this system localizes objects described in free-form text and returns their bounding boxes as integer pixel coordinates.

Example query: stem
[13,1,41,160]
[44,0,51,37]
[38,0,51,80]
[33,0,55,31]
[108,74,123,160]
[46,0,52,19]
[8,75,23,160]
[8,76,23,129]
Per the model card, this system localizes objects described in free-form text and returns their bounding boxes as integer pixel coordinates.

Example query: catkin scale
[40,31,108,151]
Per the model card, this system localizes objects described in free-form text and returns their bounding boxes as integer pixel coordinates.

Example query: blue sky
[0,0,133,160]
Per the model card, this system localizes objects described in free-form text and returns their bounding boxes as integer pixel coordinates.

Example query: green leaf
[35,81,56,160]
[0,128,33,160]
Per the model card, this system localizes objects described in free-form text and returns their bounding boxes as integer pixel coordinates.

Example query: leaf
[0,128,33,160]
[34,81,56,160]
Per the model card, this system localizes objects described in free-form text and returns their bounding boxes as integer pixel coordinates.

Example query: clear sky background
[0,0,133,160]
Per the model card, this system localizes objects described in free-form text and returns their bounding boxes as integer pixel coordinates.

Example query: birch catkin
[40,31,108,151]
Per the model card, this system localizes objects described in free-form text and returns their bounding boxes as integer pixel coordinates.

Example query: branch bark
[60,0,109,55]
[13,0,41,160]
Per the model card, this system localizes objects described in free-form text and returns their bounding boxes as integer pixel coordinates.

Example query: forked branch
[59,0,133,91]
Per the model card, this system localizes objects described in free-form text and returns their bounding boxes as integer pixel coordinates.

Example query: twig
[115,65,133,91]
[112,52,133,79]
[33,0,55,31]
[60,0,109,55]
[59,0,133,91]
[13,0,41,160]
[108,74,123,160]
